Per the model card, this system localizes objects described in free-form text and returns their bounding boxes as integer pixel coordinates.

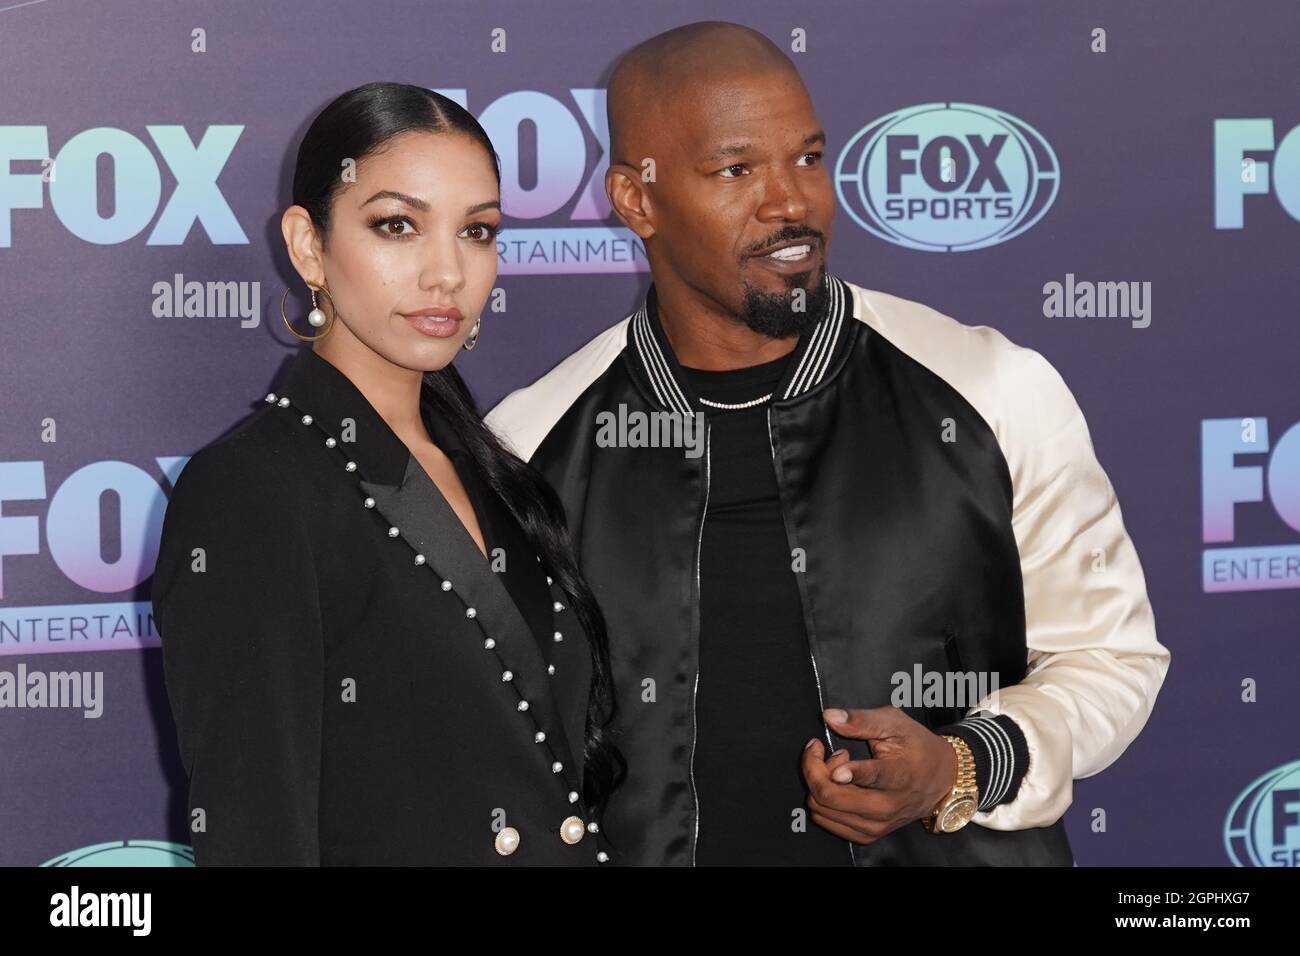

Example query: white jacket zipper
[766,407,855,864]
[688,423,711,866]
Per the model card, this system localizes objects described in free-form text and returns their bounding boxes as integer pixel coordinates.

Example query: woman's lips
[402,313,463,338]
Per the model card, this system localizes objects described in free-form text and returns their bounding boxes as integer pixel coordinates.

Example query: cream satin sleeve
[968,345,1171,831]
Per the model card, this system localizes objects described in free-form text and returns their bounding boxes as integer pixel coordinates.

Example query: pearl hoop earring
[280,284,337,342]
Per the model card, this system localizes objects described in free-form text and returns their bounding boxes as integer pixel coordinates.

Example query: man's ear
[280,205,326,286]
[605,163,655,241]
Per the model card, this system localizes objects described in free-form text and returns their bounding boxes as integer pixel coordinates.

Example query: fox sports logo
[834,102,1060,252]
[1223,760,1300,866]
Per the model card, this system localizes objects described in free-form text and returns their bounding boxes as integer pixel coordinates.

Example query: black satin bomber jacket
[487,273,1170,866]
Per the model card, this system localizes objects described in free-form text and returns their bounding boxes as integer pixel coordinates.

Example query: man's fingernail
[825,708,848,724]
[832,767,853,783]
[805,738,818,750]
[831,748,847,758]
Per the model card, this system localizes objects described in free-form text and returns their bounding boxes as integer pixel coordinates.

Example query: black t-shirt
[682,352,853,866]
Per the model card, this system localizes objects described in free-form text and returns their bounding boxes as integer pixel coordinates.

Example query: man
[486,21,1169,865]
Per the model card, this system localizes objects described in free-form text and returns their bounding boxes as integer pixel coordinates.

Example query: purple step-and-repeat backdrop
[1,0,1297,867]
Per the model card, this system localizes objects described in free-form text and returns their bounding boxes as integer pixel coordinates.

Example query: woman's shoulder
[164,405,308,523]
[152,405,322,635]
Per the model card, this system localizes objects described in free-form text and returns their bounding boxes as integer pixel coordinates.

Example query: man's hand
[801,706,958,844]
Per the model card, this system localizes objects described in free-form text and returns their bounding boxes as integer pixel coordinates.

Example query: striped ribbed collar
[628,272,854,415]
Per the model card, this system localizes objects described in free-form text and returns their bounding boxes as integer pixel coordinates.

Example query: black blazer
[151,346,607,865]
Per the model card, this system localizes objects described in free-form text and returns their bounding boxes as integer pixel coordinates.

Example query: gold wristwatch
[922,735,979,833]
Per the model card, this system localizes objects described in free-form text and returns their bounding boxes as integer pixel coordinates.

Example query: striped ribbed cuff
[933,712,1030,812]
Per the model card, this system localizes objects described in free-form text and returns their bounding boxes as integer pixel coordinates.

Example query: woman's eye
[369,215,416,238]
[462,222,501,242]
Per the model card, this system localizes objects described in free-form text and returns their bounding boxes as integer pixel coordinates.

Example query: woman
[152,82,624,865]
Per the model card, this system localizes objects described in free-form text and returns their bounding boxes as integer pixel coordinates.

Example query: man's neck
[654,282,798,371]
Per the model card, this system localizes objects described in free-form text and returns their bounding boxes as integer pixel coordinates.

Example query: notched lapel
[358,455,581,787]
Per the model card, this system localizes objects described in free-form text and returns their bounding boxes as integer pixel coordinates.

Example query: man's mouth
[751,240,819,273]
[761,243,813,262]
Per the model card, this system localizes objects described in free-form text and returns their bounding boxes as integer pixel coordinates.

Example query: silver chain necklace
[698,392,774,410]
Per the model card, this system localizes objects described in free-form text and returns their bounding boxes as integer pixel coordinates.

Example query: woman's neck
[312,331,427,442]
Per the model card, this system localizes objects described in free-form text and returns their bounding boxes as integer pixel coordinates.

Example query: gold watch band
[923,735,979,833]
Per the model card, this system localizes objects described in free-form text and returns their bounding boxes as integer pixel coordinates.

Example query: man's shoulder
[486,315,632,461]
[844,280,1029,373]
[840,279,1083,443]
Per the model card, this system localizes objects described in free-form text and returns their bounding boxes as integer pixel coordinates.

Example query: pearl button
[300,414,313,425]
[413,554,425,565]
[363,497,375,508]
[553,631,563,643]
[517,700,529,711]
[502,670,513,682]
[387,527,399,538]
[441,580,452,591]
[551,761,563,774]
[465,607,477,619]
[560,816,586,845]
[568,791,579,804]
[546,575,553,586]
[547,664,555,675]
[345,461,357,472]
[596,851,609,863]
[587,821,600,833]
[494,826,520,856]
[277,397,290,407]
[325,437,336,448]
[534,731,546,743]
[484,638,495,649]
[265,393,277,403]
[553,601,564,612]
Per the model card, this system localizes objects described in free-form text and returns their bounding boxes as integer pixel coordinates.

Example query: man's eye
[798,151,823,167]
[719,164,747,178]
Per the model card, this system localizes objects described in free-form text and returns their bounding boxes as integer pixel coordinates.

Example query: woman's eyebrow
[361,189,429,211]
[360,191,500,216]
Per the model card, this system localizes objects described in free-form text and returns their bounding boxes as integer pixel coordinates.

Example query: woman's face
[286,129,501,372]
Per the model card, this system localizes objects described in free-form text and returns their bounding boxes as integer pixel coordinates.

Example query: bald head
[607,21,801,166]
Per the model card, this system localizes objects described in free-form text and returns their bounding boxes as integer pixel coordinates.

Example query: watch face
[939,798,977,832]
